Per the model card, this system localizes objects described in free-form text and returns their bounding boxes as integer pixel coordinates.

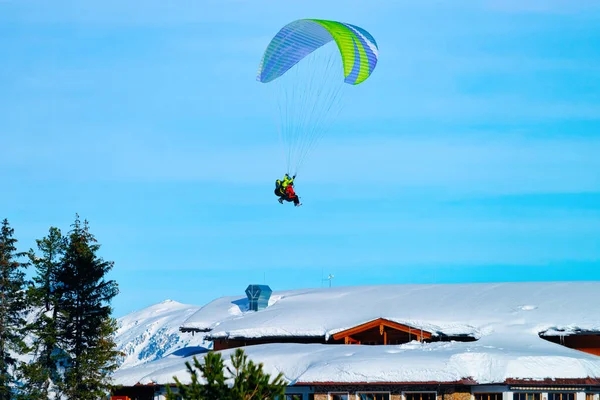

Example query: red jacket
[285,185,296,197]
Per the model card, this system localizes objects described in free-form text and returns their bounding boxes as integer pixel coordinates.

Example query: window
[514,393,541,400]
[475,394,502,400]
[405,393,436,400]
[357,393,390,400]
[330,394,349,400]
[549,393,575,400]
[285,395,303,400]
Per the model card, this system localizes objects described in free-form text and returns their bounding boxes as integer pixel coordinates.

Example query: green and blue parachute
[257,19,379,175]
[257,19,379,85]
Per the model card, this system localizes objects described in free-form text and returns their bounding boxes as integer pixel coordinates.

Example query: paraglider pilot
[275,174,301,207]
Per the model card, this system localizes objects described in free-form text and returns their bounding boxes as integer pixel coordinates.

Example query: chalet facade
[112,282,600,400]
[201,317,476,351]
[112,381,600,400]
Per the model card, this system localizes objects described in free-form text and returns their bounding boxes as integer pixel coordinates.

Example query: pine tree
[227,349,287,400]
[0,219,28,400]
[20,227,67,398]
[167,351,230,399]
[166,348,287,400]
[55,215,119,399]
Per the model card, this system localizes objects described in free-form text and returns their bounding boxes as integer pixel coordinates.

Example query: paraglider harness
[275,180,285,196]
[275,174,300,206]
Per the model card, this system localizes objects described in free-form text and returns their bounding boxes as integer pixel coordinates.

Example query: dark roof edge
[539,328,600,336]
[206,334,326,341]
[295,379,479,386]
[204,331,479,341]
[505,378,600,385]
[121,377,600,389]
[179,326,212,333]
[295,378,600,386]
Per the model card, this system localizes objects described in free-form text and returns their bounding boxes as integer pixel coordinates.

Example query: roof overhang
[295,378,600,387]
[506,378,600,385]
[179,326,212,333]
[296,379,478,386]
[206,334,326,341]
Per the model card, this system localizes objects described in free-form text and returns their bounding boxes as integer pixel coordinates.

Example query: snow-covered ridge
[115,299,211,370]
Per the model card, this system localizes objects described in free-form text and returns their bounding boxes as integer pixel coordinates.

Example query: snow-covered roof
[181,281,600,340]
[112,281,600,387]
[112,340,600,387]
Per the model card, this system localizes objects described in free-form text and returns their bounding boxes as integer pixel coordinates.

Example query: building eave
[295,379,479,386]
[207,334,326,341]
[179,326,212,333]
[294,378,600,386]
[505,378,600,385]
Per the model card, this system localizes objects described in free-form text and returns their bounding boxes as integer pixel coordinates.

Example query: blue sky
[2,0,599,318]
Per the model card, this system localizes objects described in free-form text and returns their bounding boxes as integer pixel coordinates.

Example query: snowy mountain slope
[114,300,211,370]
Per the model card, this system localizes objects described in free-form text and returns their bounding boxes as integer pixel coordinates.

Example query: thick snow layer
[112,340,600,386]
[115,300,211,369]
[112,281,600,386]
[181,282,600,340]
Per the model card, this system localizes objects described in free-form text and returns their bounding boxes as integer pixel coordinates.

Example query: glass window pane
[356,393,391,400]
[475,392,502,400]
[330,394,349,400]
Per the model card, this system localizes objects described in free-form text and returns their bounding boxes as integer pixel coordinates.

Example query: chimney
[245,284,272,311]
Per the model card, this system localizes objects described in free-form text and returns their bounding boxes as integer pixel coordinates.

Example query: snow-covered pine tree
[55,215,120,400]
[20,227,67,398]
[0,219,28,400]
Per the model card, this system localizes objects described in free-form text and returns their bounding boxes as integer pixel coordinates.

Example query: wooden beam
[344,336,360,345]
[577,348,600,356]
[332,318,433,341]
[334,319,380,339]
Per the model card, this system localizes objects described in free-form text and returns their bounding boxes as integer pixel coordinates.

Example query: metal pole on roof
[321,273,334,288]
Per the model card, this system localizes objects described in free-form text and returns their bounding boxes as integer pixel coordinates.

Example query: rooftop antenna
[322,274,334,288]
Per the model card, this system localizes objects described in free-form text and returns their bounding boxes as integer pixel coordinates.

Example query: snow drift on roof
[181,281,600,340]
[112,339,600,387]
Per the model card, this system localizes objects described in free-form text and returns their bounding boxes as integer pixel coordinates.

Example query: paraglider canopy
[257,18,379,85]
[257,18,379,177]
